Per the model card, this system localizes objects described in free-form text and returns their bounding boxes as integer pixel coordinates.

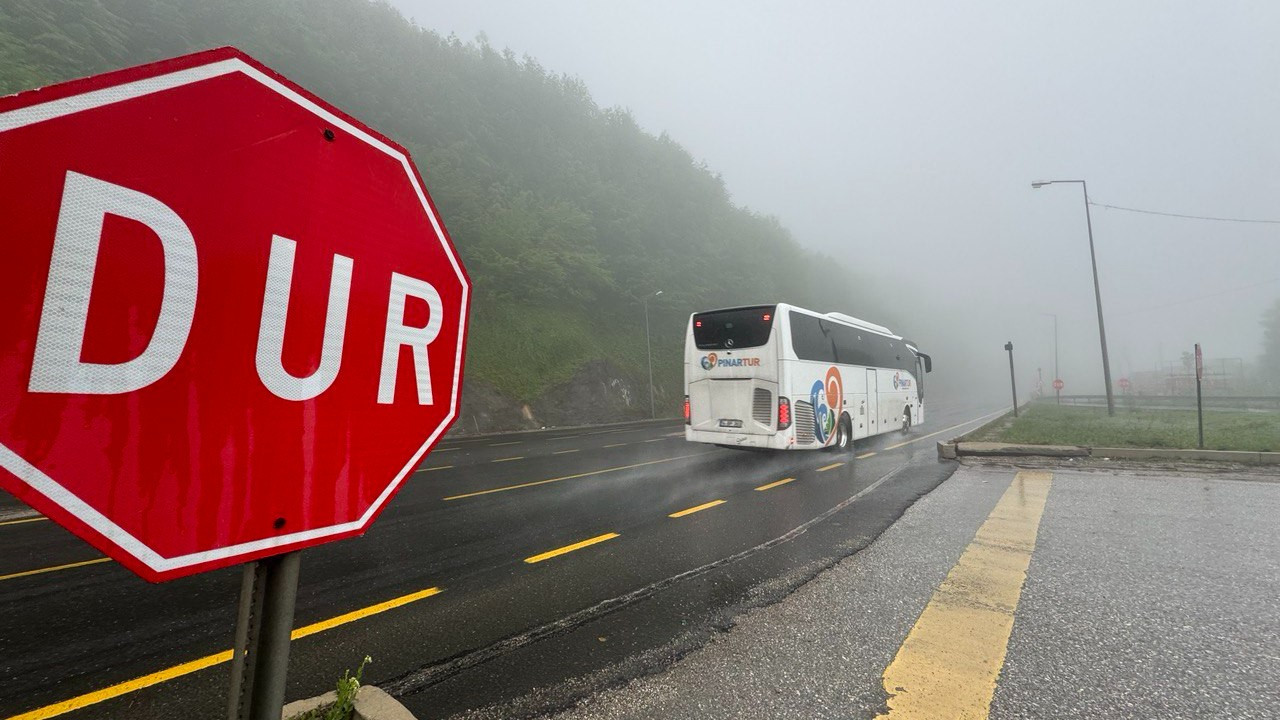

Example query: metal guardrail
[1046,395,1280,411]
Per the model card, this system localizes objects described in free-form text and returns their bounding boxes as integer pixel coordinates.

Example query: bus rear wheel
[833,415,852,452]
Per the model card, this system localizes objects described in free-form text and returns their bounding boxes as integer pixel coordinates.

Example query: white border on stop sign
[0,54,469,576]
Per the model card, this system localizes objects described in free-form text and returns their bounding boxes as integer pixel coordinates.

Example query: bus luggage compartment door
[688,378,777,435]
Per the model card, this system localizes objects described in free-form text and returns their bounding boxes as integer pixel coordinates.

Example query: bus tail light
[683,395,691,424]
[778,397,791,430]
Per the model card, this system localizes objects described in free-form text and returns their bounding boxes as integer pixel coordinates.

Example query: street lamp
[643,290,663,419]
[1031,179,1115,416]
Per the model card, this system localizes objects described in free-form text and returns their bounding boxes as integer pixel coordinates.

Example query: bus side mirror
[922,354,932,373]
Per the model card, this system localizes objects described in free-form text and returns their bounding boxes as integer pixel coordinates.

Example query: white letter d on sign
[29,171,198,395]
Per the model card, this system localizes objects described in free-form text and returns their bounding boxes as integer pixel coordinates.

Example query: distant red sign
[1052,379,1064,391]
[0,48,471,581]
[1118,377,1130,390]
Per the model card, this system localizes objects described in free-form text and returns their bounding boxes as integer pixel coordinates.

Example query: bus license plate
[718,419,743,428]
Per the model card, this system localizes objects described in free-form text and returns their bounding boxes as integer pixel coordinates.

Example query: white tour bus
[683,303,932,451]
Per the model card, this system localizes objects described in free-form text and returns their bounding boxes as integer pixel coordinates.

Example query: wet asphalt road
[543,465,1280,720]
[0,398,1001,719]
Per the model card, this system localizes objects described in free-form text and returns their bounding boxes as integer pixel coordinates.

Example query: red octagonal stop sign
[0,48,470,581]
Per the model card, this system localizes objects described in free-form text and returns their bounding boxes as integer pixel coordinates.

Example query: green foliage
[970,404,1280,452]
[0,0,897,413]
[293,655,371,720]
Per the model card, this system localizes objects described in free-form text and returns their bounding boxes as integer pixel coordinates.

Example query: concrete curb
[283,686,415,720]
[936,441,1280,465]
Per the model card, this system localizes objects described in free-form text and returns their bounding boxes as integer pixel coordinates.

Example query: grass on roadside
[967,403,1279,452]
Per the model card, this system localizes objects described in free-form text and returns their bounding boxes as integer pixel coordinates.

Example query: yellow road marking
[817,462,844,472]
[290,586,442,640]
[419,465,453,473]
[668,499,726,518]
[876,470,1052,720]
[882,409,1007,452]
[524,533,619,564]
[604,443,628,448]
[755,477,796,491]
[433,447,461,453]
[643,438,664,443]
[443,451,714,501]
[0,516,48,527]
[492,456,524,463]
[0,557,111,583]
[6,648,236,720]
[6,586,443,720]
[489,441,521,447]
[553,449,580,455]
[857,452,877,459]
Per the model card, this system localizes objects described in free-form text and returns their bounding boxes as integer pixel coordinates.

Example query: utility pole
[1031,180,1115,415]
[643,290,663,419]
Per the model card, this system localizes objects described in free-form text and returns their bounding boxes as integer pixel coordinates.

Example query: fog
[396,0,1280,401]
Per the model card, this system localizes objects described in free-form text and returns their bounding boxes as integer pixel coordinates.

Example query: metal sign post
[227,552,302,720]
[1005,342,1018,417]
[1195,343,1205,449]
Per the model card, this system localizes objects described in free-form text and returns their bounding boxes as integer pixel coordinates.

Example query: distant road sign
[0,48,470,581]
[1052,379,1064,391]
[1118,377,1131,390]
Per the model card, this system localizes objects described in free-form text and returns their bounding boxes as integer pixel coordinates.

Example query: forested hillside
[0,0,897,429]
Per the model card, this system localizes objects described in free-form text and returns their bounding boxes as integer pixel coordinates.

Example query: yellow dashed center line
[553,449,580,455]
[755,477,796,492]
[7,586,443,720]
[433,447,461,453]
[492,456,524,463]
[0,557,111,583]
[443,451,713,501]
[0,516,48,527]
[669,499,726,518]
[604,443,628,448]
[643,438,664,443]
[876,471,1053,719]
[816,462,845,472]
[489,441,522,447]
[857,452,877,459]
[418,465,453,473]
[524,533,619,564]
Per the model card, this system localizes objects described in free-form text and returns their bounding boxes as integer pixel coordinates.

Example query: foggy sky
[394,0,1280,395]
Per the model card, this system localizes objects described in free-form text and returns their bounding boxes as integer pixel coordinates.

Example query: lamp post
[1031,179,1115,416]
[1042,312,1059,404]
[643,290,663,419]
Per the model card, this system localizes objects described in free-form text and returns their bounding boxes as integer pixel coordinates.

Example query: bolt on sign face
[0,48,470,582]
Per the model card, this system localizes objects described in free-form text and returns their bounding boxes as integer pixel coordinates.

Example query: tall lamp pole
[1032,180,1115,416]
[643,290,663,419]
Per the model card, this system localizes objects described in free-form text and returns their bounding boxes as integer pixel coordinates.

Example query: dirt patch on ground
[960,455,1280,482]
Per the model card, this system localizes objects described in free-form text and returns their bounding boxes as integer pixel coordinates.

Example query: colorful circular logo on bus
[893,371,912,390]
[810,366,844,444]
[701,353,717,370]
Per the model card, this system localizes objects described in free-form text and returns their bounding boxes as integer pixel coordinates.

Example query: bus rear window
[692,306,776,350]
